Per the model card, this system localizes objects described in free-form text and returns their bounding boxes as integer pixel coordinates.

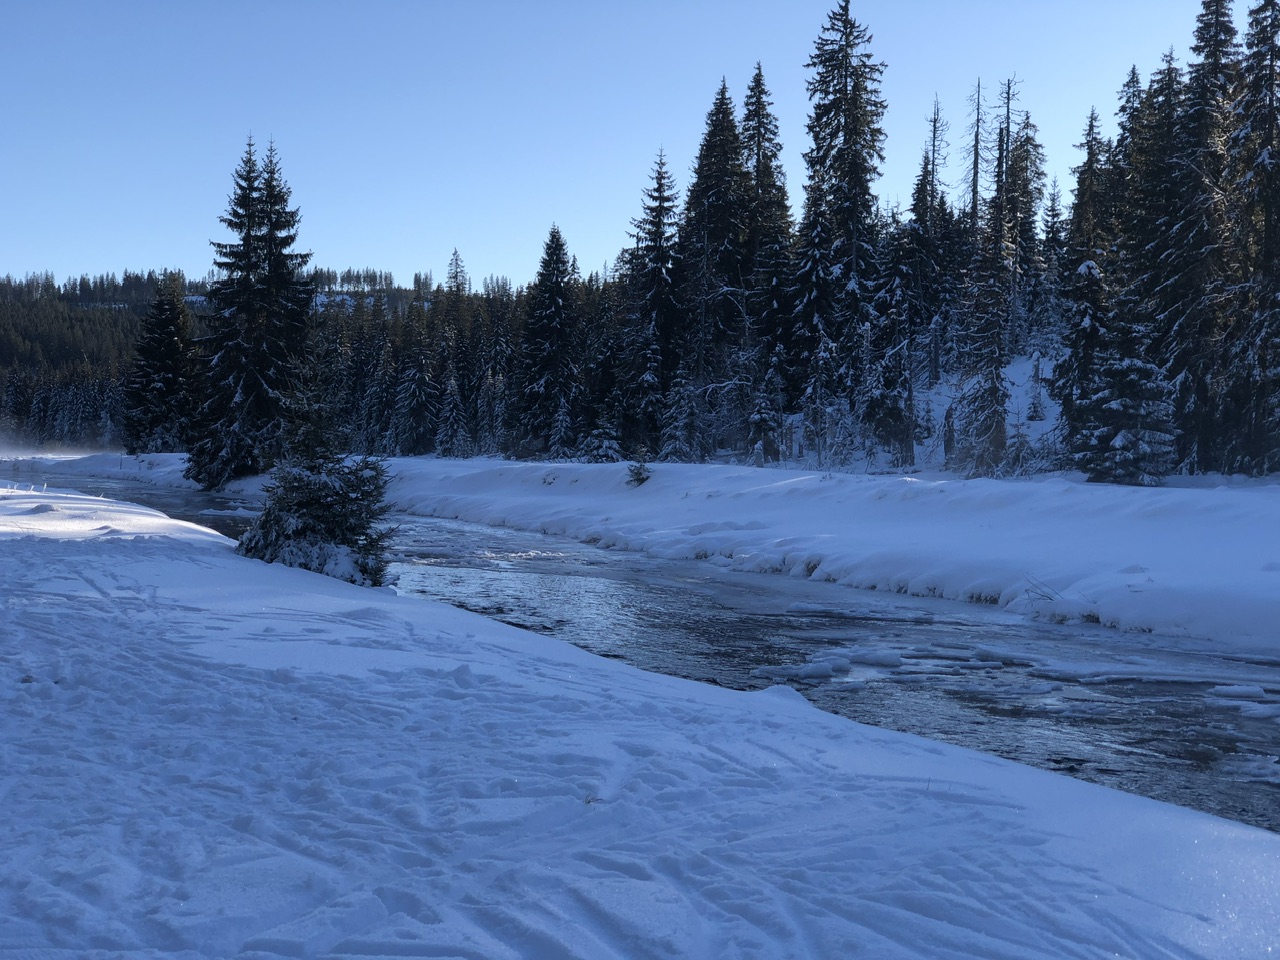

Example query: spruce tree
[680,79,750,385]
[122,271,196,454]
[1054,109,1114,455]
[910,102,962,385]
[1228,0,1280,470]
[791,185,840,407]
[1114,56,1184,403]
[1158,2,1242,472]
[389,296,439,456]
[868,219,919,467]
[617,300,664,454]
[741,63,796,366]
[358,332,398,455]
[474,276,517,454]
[1075,310,1177,485]
[629,152,682,396]
[1004,109,1047,353]
[621,153,682,448]
[804,0,886,308]
[800,2,887,443]
[578,412,625,463]
[186,138,314,490]
[658,363,705,462]
[748,345,787,463]
[1025,179,1068,356]
[951,340,1009,477]
[259,142,313,366]
[519,225,579,454]
[434,360,473,458]
[953,88,1024,477]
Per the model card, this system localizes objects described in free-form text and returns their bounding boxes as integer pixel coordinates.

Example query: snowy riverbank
[28,451,1280,652]
[2,454,1279,956]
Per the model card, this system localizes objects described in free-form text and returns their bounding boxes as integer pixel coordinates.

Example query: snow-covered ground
[2,455,1279,957]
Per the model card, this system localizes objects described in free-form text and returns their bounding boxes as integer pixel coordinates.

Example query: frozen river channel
[17,466,1280,832]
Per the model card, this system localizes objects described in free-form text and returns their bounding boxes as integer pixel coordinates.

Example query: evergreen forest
[5,0,1280,488]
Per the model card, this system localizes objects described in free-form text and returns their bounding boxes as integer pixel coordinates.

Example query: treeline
[5,0,1280,485]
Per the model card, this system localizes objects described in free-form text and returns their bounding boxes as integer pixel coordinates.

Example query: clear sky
[0,1,1244,289]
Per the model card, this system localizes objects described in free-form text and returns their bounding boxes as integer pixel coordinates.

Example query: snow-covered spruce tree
[358,333,398,455]
[741,63,796,376]
[548,395,577,461]
[952,113,1020,478]
[1024,179,1068,358]
[678,81,755,456]
[388,296,439,456]
[679,80,750,382]
[1112,57,1185,450]
[658,364,706,463]
[748,347,786,463]
[623,151,683,443]
[186,138,314,490]
[473,369,506,455]
[804,1,886,317]
[1074,310,1177,486]
[801,329,851,469]
[801,0,887,437]
[578,414,624,463]
[1053,109,1114,458]
[237,358,392,587]
[122,271,197,454]
[1002,100,1048,355]
[866,214,926,468]
[791,186,845,464]
[1156,0,1242,472]
[518,225,580,455]
[1061,104,1179,487]
[473,276,517,454]
[259,142,314,366]
[434,362,473,458]
[1226,0,1280,471]
[574,270,625,457]
[905,109,956,389]
[616,300,664,454]
[951,356,1009,477]
[953,215,1010,477]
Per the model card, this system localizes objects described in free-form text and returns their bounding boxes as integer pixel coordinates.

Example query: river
[12,464,1280,832]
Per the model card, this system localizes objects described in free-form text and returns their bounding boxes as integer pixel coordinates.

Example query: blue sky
[0,1,1241,289]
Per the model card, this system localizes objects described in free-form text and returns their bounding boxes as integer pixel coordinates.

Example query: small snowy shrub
[237,349,394,587]
[626,460,651,487]
[238,456,392,587]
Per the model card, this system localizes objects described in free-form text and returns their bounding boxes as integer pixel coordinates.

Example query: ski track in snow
[1,474,1278,957]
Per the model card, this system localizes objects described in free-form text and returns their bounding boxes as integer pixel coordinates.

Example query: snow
[2,454,1280,957]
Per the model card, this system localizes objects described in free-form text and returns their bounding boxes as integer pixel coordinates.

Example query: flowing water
[13,464,1280,832]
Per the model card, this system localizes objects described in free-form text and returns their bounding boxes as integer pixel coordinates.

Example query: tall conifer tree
[1157,1,1241,472]
[520,225,579,453]
[622,153,682,448]
[1229,0,1280,470]
[186,138,314,490]
[741,63,796,364]
[680,80,750,382]
[804,2,887,383]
